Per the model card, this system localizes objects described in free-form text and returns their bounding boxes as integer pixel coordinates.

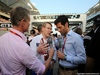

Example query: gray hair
[10,6,30,26]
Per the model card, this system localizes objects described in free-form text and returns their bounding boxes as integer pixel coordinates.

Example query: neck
[42,33,48,40]
[13,26,24,33]
[64,35,66,39]
[64,28,70,38]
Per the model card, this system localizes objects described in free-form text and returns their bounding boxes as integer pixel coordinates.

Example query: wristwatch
[64,54,67,60]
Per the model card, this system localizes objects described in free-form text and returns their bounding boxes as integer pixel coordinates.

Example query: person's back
[84,29,94,53]
[93,26,100,72]
[0,30,28,74]
[86,26,100,73]
[86,15,100,73]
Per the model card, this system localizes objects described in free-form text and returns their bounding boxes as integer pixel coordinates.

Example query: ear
[65,22,68,27]
[41,27,44,31]
[20,19,25,27]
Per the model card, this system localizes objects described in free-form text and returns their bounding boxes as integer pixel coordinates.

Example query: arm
[20,44,54,75]
[49,50,57,70]
[85,56,95,73]
[19,45,45,75]
[43,48,54,75]
[66,36,86,64]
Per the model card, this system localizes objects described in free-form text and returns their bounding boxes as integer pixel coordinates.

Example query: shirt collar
[67,30,73,36]
[40,34,43,38]
[10,28,26,41]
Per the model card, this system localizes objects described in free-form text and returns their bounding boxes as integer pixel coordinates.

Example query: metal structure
[0,0,100,35]
[86,0,100,32]
[0,0,40,15]
[0,0,40,36]
[30,14,87,34]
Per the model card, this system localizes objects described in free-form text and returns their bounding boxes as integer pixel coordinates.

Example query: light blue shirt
[56,30,86,68]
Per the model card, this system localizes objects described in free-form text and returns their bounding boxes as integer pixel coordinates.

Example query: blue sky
[30,0,99,14]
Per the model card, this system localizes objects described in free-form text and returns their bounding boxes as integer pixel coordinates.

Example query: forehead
[45,23,52,27]
[56,22,63,27]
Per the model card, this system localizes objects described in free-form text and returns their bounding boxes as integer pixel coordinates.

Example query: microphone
[47,36,52,48]
[55,37,64,50]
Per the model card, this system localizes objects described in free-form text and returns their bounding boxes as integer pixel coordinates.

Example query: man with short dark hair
[54,15,86,75]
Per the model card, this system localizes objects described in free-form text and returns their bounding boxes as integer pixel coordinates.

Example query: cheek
[27,23,30,27]
[63,28,65,31]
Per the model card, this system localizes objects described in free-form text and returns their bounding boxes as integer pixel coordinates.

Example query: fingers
[37,43,49,53]
[42,43,49,48]
[57,50,61,58]
[57,50,60,54]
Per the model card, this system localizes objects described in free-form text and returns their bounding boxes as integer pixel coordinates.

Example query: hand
[57,50,65,60]
[37,42,49,54]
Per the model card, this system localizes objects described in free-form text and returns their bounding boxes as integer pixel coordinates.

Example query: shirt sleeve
[67,36,86,65]
[19,44,45,75]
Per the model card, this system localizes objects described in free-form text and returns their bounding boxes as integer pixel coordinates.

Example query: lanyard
[62,37,67,53]
[41,38,44,43]
[10,30,22,39]
[41,38,48,60]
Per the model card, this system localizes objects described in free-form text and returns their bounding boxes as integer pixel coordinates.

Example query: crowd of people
[0,6,100,75]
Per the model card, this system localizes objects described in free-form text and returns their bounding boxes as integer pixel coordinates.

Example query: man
[74,27,86,73]
[0,6,54,75]
[30,22,56,75]
[29,29,36,41]
[26,29,36,46]
[54,15,86,75]
[84,23,97,54]
[74,27,84,38]
[85,15,100,73]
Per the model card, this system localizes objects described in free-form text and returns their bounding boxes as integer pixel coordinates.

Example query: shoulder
[31,34,42,44]
[33,34,41,39]
[72,31,82,39]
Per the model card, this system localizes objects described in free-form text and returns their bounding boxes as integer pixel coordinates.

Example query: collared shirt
[56,30,86,68]
[30,34,56,64]
[0,28,45,75]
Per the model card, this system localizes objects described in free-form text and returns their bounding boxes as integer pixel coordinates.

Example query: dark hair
[37,25,42,32]
[74,28,82,35]
[10,6,30,26]
[54,15,69,26]
[30,29,35,35]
